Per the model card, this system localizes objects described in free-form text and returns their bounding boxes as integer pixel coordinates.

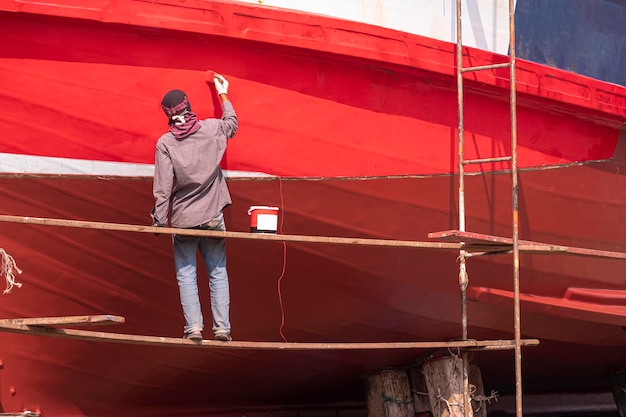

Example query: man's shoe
[215,333,232,342]
[184,331,203,341]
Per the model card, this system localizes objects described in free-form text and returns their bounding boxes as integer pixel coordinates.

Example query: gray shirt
[152,101,238,228]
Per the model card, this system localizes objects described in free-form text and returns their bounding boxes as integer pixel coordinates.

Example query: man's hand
[214,74,229,96]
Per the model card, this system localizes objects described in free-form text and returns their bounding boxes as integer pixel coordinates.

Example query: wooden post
[410,361,487,417]
[469,364,487,417]
[422,355,472,417]
[610,368,626,417]
[408,366,432,413]
[365,369,415,417]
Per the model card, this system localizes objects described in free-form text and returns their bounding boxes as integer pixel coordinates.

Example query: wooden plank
[0,413,40,417]
[5,215,620,258]
[0,323,540,350]
[430,230,626,260]
[430,230,532,246]
[0,214,558,253]
[0,315,124,327]
[561,246,626,260]
[0,215,623,259]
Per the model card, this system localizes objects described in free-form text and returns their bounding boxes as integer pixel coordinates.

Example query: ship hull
[1,157,625,415]
[0,0,625,416]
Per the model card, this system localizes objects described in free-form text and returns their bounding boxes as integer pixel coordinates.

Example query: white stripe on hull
[0,153,274,178]
[236,0,516,54]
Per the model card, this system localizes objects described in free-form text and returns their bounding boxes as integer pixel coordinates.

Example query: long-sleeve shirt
[152,101,238,228]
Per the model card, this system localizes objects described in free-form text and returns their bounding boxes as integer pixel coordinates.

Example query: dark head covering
[161,89,200,139]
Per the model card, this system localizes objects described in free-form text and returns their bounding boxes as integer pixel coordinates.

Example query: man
[151,72,238,342]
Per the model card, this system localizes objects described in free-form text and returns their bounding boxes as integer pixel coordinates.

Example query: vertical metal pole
[455,0,467,339]
[456,4,465,235]
[455,2,471,417]
[508,1,522,417]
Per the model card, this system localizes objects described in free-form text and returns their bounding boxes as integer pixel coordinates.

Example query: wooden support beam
[0,320,540,350]
[410,363,488,417]
[0,315,124,327]
[365,369,414,417]
[409,366,435,413]
[469,364,487,417]
[422,355,472,417]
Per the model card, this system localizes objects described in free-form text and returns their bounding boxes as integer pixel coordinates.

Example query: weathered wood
[1,216,623,258]
[610,368,626,417]
[0,315,124,327]
[469,365,487,417]
[429,230,626,260]
[0,214,563,254]
[365,369,414,417]
[409,363,486,416]
[409,366,434,413]
[422,355,472,417]
[0,322,539,350]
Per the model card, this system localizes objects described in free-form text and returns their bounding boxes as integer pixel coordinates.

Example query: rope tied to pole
[434,387,463,416]
[456,253,469,291]
[382,394,413,417]
[1,248,22,294]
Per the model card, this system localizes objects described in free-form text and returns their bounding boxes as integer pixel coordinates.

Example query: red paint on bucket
[248,206,279,233]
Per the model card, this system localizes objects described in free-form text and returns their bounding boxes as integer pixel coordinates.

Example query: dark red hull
[1,149,625,415]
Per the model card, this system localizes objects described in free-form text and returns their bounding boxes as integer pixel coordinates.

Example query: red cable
[276,177,288,342]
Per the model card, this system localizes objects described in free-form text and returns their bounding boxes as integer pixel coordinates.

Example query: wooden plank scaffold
[0,315,541,351]
[0,214,623,353]
[0,214,624,415]
[1,214,625,259]
[0,213,551,353]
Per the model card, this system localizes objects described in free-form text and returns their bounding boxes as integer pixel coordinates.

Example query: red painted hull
[0,0,625,416]
[1,166,626,416]
[1,3,624,177]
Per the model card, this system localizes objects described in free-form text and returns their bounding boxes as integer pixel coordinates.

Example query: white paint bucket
[247,206,279,233]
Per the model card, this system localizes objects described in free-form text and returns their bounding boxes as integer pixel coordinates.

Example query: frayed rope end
[1,248,23,295]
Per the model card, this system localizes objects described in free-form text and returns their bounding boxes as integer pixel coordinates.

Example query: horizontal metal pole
[463,156,512,165]
[461,62,511,73]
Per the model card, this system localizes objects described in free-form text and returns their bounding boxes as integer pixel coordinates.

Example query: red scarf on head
[161,92,201,140]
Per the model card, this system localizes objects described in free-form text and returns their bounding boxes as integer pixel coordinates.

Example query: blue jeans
[173,212,230,337]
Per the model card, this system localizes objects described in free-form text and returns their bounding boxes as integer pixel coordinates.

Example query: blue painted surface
[516,0,626,87]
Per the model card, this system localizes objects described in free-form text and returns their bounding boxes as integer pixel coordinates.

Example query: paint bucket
[248,206,279,233]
